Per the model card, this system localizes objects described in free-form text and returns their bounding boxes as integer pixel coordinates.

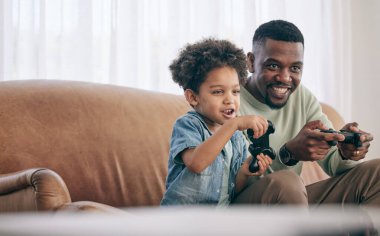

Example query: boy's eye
[212,90,223,95]
[233,89,240,95]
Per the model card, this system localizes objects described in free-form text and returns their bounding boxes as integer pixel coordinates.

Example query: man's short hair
[253,20,304,47]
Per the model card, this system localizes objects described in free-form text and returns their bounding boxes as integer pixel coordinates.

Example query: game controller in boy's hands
[247,120,276,173]
[320,129,363,148]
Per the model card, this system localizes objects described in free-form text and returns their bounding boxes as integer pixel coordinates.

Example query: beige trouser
[232,159,380,206]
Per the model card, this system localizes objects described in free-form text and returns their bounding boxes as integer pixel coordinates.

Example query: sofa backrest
[0,80,344,207]
[0,80,190,207]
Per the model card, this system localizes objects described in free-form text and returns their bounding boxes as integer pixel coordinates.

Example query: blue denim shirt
[160,110,247,205]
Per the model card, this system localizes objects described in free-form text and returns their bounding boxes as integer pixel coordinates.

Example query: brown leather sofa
[0,80,344,212]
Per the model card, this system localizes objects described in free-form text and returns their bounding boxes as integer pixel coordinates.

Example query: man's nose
[276,69,292,83]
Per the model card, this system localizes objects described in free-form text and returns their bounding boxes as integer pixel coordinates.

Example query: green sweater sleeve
[319,149,358,176]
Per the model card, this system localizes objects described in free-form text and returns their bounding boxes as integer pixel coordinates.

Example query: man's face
[246,38,304,109]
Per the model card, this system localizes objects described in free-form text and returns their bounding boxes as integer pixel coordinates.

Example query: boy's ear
[184,89,198,107]
[247,52,255,73]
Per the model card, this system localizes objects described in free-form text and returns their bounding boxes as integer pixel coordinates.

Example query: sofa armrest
[57,201,130,215]
[0,168,71,212]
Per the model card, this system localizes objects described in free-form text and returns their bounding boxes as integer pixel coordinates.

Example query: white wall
[351,0,380,158]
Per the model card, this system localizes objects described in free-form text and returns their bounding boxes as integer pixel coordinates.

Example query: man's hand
[286,120,345,161]
[338,122,374,161]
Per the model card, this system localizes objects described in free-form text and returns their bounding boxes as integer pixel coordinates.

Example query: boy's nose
[224,94,234,104]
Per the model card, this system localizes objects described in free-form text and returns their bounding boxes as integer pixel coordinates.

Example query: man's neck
[244,76,265,104]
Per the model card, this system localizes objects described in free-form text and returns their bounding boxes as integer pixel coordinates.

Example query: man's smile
[268,84,291,99]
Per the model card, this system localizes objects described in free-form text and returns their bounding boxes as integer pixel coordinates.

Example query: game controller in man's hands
[320,129,363,147]
[247,120,276,173]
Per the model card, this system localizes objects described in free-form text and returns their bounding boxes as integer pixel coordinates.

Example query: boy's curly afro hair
[169,38,247,93]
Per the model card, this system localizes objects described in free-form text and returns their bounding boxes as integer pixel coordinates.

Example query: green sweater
[239,85,357,177]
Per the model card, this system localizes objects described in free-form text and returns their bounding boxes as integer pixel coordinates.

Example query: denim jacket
[160,110,247,205]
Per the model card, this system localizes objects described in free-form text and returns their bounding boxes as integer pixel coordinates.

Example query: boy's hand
[241,153,272,176]
[235,115,268,139]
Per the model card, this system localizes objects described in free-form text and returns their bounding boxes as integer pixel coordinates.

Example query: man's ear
[247,52,255,73]
[184,89,198,107]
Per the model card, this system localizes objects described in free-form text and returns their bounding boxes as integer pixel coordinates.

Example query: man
[234,20,379,205]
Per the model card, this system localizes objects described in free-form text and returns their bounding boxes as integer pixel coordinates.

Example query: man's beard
[265,95,288,109]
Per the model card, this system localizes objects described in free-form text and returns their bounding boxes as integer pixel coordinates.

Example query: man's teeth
[273,87,288,94]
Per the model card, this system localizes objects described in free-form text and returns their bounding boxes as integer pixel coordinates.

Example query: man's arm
[285,120,345,162]
[280,88,359,175]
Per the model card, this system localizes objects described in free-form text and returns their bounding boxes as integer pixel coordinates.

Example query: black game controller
[320,129,363,147]
[247,120,276,173]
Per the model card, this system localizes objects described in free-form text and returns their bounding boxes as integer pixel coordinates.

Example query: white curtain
[0,0,351,119]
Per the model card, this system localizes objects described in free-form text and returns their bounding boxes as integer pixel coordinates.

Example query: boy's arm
[180,114,268,174]
[235,160,251,193]
[182,120,238,174]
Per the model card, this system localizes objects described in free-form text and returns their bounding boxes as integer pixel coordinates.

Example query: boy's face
[246,38,304,109]
[187,66,240,131]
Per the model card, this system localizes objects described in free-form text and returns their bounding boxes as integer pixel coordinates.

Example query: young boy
[161,38,272,206]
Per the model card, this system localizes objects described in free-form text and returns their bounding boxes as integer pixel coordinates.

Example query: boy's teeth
[224,109,233,114]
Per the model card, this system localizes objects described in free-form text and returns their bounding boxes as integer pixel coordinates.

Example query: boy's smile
[185,66,240,132]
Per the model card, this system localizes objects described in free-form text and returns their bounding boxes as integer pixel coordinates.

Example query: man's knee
[259,170,307,204]
[353,159,380,176]
[360,158,380,169]
[265,170,302,183]
[234,170,308,205]
[341,159,380,205]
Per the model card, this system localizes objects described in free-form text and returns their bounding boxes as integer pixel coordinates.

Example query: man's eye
[291,66,302,73]
[267,64,279,70]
